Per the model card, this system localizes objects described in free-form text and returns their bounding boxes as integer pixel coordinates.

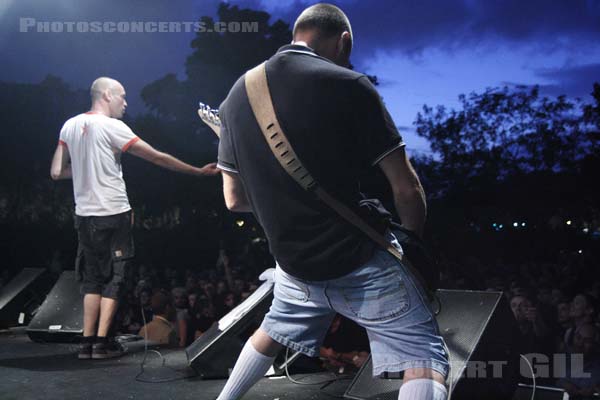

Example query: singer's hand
[199,162,221,176]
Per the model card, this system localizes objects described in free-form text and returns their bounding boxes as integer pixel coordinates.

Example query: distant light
[578,250,583,254]
[583,228,589,233]
[492,223,497,227]
[499,224,504,229]
[513,222,518,227]
[566,220,572,225]
[521,222,526,227]
[235,220,245,227]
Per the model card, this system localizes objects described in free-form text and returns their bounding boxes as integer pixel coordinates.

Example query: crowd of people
[439,251,600,396]
[86,240,599,396]
[113,248,263,348]
[1,231,598,395]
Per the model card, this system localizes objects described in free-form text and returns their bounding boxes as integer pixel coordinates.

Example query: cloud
[2,0,599,115]
[231,0,600,63]
[535,63,600,99]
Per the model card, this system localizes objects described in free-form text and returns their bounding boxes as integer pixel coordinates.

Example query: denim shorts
[260,231,449,378]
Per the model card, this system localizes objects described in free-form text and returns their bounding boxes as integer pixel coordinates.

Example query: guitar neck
[197,104,221,138]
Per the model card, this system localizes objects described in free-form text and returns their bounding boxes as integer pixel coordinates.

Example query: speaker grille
[27,271,83,342]
[345,290,517,400]
[0,268,47,328]
[186,279,274,377]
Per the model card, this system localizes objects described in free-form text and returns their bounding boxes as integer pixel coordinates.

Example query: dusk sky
[1,0,599,153]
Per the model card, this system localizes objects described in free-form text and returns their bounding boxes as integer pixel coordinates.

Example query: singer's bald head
[90,77,122,102]
[89,77,127,118]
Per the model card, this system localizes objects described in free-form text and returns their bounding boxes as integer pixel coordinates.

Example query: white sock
[216,339,276,400]
[398,378,447,400]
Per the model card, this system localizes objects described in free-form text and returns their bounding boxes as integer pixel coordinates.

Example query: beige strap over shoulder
[244,62,432,298]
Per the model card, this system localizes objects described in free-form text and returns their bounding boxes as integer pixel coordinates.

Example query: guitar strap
[244,62,434,301]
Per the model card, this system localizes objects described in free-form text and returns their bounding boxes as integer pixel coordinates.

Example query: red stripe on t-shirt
[58,140,68,147]
[122,136,140,152]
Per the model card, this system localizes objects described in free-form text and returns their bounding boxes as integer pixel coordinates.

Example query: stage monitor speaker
[186,275,275,378]
[26,270,83,342]
[0,267,53,328]
[344,290,520,400]
[513,384,568,400]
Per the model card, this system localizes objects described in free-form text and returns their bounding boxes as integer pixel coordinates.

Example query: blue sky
[1,0,599,153]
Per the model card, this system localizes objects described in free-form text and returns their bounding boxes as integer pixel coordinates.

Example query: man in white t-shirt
[50,76,219,359]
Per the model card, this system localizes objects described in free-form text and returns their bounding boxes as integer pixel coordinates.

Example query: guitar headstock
[198,102,221,137]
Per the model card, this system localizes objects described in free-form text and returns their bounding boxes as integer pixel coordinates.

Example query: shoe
[78,341,93,360]
[92,338,125,359]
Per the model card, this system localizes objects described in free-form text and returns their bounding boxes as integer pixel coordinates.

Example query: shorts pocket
[341,266,409,322]
[274,269,309,302]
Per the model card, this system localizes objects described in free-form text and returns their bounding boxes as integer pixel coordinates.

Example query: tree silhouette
[415,85,599,193]
[134,3,294,207]
[412,83,600,259]
[141,3,291,124]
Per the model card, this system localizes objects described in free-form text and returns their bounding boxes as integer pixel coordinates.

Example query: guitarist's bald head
[292,3,352,67]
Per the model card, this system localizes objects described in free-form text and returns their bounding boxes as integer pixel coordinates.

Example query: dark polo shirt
[218,44,404,281]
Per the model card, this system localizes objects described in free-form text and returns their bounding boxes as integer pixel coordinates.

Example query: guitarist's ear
[335,31,352,68]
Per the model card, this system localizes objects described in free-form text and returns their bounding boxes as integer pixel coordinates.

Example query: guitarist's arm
[378,146,426,238]
[197,103,251,211]
[222,171,252,213]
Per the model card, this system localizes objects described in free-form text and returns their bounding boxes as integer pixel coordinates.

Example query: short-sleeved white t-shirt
[59,112,140,216]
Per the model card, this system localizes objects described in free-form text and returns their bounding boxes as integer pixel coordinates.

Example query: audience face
[185,276,198,292]
[224,293,236,309]
[510,295,533,322]
[570,294,593,321]
[201,304,214,318]
[172,288,188,309]
[188,293,197,309]
[203,283,215,297]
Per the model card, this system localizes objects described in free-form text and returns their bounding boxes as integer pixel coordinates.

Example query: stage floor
[0,329,353,400]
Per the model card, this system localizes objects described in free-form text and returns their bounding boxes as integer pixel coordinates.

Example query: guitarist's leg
[216,265,335,400]
[330,247,449,400]
[216,329,281,400]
